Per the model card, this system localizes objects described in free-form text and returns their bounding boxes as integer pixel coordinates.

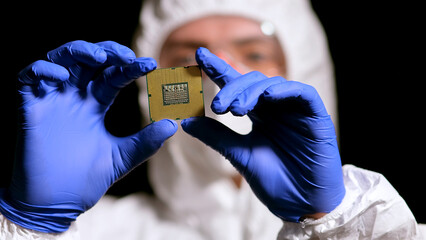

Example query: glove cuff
[0,189,80,233]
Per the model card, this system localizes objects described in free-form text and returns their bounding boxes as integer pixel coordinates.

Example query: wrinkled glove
[182,47,345,222]
[0,40,177,233]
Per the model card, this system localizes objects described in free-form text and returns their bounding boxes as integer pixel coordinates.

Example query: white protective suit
[1,0,425,239]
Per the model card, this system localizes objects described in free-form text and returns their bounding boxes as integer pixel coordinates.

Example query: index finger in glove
[195,47,241,88]
[47,40,107,67]
[92,57,157,106]
[211,71,268,114]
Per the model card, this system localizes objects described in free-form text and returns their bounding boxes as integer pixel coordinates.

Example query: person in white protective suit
[0,0,425,239]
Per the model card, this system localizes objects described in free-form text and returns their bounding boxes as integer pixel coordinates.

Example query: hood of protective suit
[133,0,337,220]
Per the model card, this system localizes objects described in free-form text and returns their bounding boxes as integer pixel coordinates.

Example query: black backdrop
[2,1,424,223]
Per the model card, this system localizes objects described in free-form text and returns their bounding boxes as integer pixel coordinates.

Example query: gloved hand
[0,41,178,233]
[181,47,346,222]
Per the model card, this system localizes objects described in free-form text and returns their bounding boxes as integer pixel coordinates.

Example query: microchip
[146,66,205,122]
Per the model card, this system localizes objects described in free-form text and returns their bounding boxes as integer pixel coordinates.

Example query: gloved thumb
[115,119,178,176]
[181,117,249,174]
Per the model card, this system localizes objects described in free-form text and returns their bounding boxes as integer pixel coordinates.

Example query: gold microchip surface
[146,66,205,122]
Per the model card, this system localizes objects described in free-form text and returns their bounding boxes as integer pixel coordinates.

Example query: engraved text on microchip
[162,82,189,105]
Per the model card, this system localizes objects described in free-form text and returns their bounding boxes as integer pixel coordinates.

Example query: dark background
[2,1,424,223]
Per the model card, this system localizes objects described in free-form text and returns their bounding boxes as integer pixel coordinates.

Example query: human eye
[245,51,268,62]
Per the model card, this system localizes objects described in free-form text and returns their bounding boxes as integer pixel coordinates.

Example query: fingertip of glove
[195,47,231,72]
[135,57,157,72]
[183,117,208,133]
[156,119,178,133]
[210,98,227,115]
[195,47,226,76]
[165,119,178,128]
[141,119,178,144]
[56,65,71,81]
[180,118,190,128]
[122,58,157,79]
[181,117,199,129]
[195,47,209,62]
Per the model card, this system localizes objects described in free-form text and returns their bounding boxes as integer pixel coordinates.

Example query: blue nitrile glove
[0,41,177,233]
[181,47,345,222]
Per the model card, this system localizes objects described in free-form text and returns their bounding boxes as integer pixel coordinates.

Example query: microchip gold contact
[146,66,205,122]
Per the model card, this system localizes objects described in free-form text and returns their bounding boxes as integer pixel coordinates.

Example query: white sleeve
[0,213,80,240]
[0,193,204,240]
[277,165,424,240]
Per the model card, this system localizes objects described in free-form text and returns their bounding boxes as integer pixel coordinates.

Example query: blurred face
[160,15,286,77]
[158,16,286,187]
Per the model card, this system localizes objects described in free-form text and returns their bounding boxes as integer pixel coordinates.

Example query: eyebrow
[164,41,207,50]
[164,36,275,50]
[232,36,275,46]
